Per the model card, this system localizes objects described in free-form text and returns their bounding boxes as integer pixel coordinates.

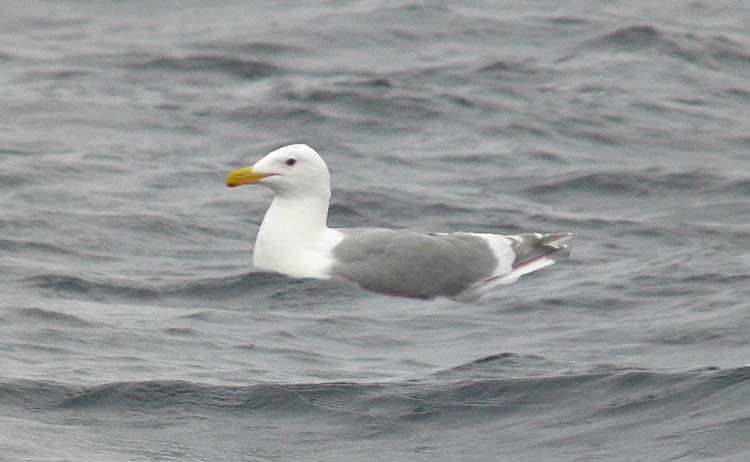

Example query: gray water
[2,1,750,461]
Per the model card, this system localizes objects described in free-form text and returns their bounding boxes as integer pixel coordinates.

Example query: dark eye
[286,158,296,166]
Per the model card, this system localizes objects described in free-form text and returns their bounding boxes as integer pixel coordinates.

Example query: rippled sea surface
[2,1,750,461]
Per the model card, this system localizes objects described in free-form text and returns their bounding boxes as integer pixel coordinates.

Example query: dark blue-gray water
[2,1,750,461]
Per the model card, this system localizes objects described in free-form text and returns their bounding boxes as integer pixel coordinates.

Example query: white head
[226,144,331,199]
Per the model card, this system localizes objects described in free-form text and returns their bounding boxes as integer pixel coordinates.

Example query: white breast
[253,223,344,279]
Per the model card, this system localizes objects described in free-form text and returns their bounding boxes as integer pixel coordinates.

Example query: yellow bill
[225,166,271,187]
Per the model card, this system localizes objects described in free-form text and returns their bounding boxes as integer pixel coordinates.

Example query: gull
[226,144,571,302]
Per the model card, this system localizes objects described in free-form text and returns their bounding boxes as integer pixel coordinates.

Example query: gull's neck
[261,193,330,237]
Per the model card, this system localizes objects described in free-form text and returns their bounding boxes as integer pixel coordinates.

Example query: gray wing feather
[330,230,498,299]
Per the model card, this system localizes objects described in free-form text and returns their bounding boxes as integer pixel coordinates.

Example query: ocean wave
[24,273,161,302]
[716,177,750,196]
[127,55,283,80]
[0,237,115,263]
[524,168,728,197]
[225,104,332,126]
[580,24,750,70]
[435,352,568,379]
[14,307,96,328]
[284,85,441,121]
[477,58,545,79]
[592,25,665,50]
[22,271,352,305]
[2,366,746,422]
[0,172,25,188]
[161,272,347,302]
[0,50,16,62]
[195,40,307,57]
